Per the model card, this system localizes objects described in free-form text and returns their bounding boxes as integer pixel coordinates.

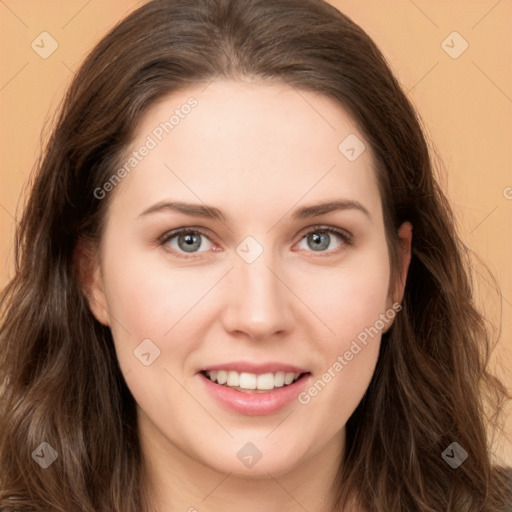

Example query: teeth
[256,373,275,390]
[284,372,295,385]
[274,371,285,387]
[227,371,238,387]
[204,370,302,390]
[239,372,257,389]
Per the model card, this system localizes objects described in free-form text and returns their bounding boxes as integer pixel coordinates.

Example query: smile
[198,368,312,415]
[203,370,304,392]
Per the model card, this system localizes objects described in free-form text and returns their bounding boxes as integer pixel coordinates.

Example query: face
[86,80,411,481]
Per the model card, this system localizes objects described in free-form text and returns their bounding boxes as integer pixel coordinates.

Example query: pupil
[309,232,329,251]
[179,233,201,252]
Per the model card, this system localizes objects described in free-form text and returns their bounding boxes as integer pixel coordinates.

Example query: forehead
[109,80,382,221]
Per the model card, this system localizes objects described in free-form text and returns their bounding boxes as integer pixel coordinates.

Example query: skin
[83,80,412,512]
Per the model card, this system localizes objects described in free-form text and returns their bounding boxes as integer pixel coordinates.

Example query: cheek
[96,248,233,458]
[296,243,391,345]
[294,246,391,416]
[100,245,223,373]
[318,270,389,332]
[313,270,387,377]
[106,264,201,326]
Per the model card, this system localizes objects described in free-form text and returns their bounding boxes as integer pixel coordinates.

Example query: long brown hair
[1,0,510,510]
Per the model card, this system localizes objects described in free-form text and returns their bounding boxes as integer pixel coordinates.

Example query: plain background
[0,0,511,464]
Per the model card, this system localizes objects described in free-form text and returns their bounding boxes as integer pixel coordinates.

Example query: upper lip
[199,361,310,375]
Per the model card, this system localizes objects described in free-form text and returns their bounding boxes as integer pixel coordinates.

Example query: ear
[392,221,413,305]
[73,239,110,326]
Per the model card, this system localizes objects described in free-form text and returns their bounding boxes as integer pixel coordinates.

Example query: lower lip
[198,372,311,416]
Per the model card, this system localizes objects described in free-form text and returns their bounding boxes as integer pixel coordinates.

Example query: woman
[0,0,510,510]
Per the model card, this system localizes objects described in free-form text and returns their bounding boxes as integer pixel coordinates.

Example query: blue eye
[159,225,352,259]
[297,227,351,253]
[161,229,213,255]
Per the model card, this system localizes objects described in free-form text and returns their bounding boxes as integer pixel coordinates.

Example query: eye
[296,226,352,254]
[160,228,214,256]
[158,225,352,259]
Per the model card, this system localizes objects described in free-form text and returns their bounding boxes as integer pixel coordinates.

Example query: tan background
[1,1,511,463]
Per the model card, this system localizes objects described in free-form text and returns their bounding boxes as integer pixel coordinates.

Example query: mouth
[198,367,312,415]
[200,369,310,393]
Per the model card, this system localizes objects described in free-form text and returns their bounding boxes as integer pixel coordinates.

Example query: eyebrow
[291,199,371,221]
[139,199,371,221]
[139,201,225,221]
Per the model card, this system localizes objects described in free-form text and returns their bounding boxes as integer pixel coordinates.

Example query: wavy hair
[1,0,510,510]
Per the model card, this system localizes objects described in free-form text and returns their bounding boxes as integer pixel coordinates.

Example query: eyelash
[158,225,353,259]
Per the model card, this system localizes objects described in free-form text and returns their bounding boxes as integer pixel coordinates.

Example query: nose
[220,250,296,342]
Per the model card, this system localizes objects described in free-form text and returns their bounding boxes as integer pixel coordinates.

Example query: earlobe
[73,240,110,326]
[394,221,413,304]
[87,266,111,327]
